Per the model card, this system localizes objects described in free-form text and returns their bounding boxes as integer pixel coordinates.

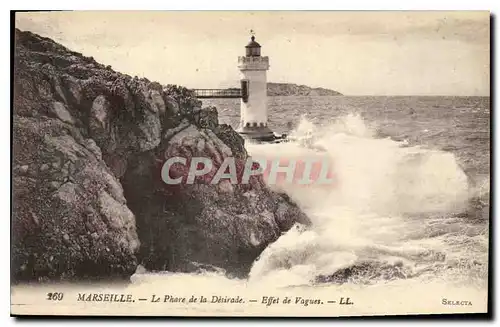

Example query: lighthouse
[237,35,275,141]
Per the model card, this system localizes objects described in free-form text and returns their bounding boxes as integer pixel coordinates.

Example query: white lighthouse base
[237,125,276,142]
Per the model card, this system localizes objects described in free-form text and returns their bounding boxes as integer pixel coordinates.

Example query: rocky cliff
[12,29,310,282]
[267,83,342,96]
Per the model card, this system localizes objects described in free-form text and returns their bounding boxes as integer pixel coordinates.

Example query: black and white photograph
[10,10,490,317]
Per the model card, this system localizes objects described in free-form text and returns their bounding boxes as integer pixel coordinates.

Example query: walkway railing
[192,89,242,98]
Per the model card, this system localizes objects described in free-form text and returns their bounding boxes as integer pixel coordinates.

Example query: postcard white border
[2,1,497,325]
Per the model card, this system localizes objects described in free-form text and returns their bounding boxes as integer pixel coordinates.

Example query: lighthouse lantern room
[237,35,275,141]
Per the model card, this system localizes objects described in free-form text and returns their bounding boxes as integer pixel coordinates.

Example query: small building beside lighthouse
[237,36,275,141]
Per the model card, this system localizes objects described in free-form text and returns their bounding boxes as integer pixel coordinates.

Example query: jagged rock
[193,106,218,130]
[18,165,29,174]
[122,122,310,277]
[12,28,310,282]
[213,124,248,159]
[315,261,413,285]
[51,101,75,124]
[12,117,139,281]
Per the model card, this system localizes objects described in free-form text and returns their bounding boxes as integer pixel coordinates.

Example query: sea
[130,96,490,310]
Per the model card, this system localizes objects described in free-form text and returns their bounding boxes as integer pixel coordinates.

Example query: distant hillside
[267,83,342,96]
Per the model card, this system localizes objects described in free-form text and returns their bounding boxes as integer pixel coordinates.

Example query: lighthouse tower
[237,35,275,141]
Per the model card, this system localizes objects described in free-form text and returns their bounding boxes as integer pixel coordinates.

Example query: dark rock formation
[12,29,310,282]
[267,83,342,96]
[315,261,413,285]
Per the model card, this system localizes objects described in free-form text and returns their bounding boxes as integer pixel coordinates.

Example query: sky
[15,11,490,96]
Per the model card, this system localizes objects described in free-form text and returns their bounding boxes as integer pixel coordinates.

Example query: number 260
[46,292,64,301]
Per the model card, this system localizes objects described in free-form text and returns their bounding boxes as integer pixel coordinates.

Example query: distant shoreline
[220,86,486,97]
[265,94,489,97]
[266,83,343,96]
[225,83,343,96]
